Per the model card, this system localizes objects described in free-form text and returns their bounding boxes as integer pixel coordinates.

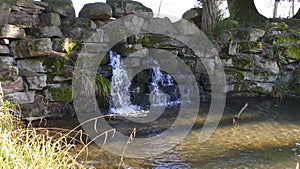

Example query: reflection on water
[53,98,300,168]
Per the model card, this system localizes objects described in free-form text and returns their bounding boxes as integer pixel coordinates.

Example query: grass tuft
[0,101,84,169]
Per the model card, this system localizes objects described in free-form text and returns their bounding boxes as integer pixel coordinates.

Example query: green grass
[0,101,84,169]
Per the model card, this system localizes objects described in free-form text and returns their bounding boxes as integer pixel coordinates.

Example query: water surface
[50,98,300,168]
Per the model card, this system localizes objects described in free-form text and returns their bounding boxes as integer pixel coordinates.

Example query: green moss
[269,22,289,31]
[42,56,73,77]
[286,46,300,60]
[276,36,299,44]
[47,86,73,103]
[252,86,267,94]
[225,69,244,83]
[238,41,263,53]
[293,30,300,39]
[135,34,175,49]
[289,69,300,96]
[295,88,300,96]
[232,56,253,70]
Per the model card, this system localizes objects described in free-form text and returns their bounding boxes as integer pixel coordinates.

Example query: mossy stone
[289,69,300,96]
[286,46,300,60]
[238,41,263,53]
[46,86,72,103]
[232,56,253,70]
[225,68,245,83]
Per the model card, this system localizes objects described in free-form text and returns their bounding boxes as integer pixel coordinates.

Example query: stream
[48,98,300,168]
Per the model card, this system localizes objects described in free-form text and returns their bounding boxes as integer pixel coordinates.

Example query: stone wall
[0,0,299,120]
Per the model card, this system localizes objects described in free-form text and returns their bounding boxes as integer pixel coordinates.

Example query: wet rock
[0,24,25,39]
[79,2,112,20]
[39,13,61,26]
[0,45,9,55]
[107,0,153,18]
[41,0,75,17]
[4,91,35,104]
[2,77,24,94]
[0,3,11,24]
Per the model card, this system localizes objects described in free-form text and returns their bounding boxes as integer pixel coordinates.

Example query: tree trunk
[227,0,266,24]
[0,81,3,106]
[273,0,279,18]
[201,0,217,34]
[292,0,295,16]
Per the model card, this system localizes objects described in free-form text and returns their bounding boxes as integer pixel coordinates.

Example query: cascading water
[108,51,182,116]
[109,51,137,116]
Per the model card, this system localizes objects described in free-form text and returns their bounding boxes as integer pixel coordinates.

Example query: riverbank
[0,101,83,168]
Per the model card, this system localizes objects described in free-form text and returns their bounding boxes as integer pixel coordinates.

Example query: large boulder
[41,0,75,17]
[79,2,112,20]
[107,0,153,18]
[182,8,202,27]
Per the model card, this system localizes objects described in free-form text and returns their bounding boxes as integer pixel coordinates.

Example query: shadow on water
[47,97,300,168]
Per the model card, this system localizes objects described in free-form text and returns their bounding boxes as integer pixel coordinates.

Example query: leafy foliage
[95,75,111,103]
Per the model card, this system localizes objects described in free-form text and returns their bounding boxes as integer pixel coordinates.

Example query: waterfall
[108,51,182,116]
[109,51,137,116]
